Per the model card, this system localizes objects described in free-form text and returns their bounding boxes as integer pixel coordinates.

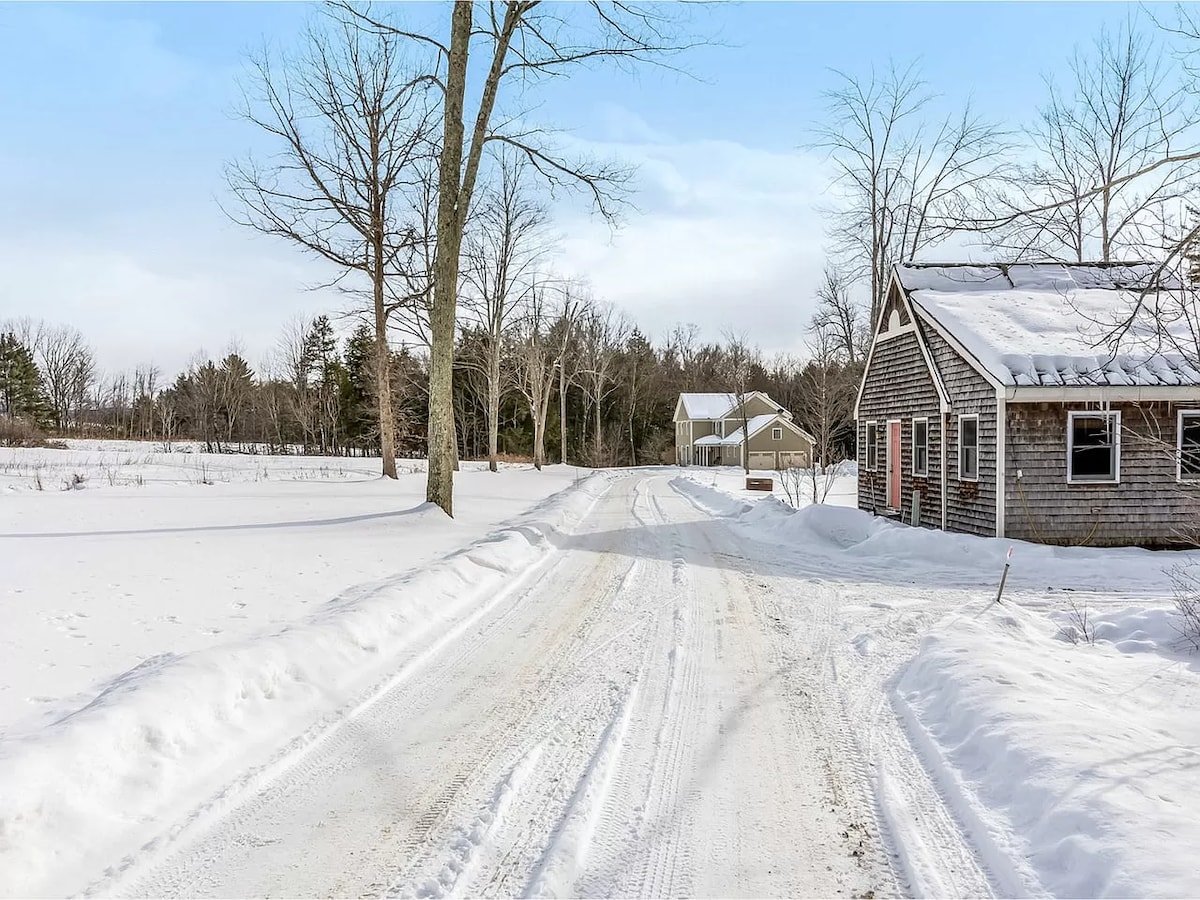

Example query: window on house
[958,415,978,481]
[1068,411,1120,483]
[1180,411,1200,481]
[715,420,723,438]
[912,418,929,477]
[865,421,878,470]
[772,427,783,441]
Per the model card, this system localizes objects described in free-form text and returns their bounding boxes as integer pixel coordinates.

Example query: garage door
[778,450,810,470]
[748,451,776,471]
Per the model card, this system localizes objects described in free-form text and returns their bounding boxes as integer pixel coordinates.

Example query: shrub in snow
[776,466,805,507]
[1056,598,1096,646]
[61,471,87,491]
[1170,563,1200,651]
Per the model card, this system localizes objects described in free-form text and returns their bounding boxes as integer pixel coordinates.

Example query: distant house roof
[895,262,1199,387]
[679,392,739,419]
[723,413,782,445]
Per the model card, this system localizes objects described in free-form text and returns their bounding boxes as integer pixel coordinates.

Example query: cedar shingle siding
[1005,402,1200,547]
[918,322,998,536]
[856,328,943,529]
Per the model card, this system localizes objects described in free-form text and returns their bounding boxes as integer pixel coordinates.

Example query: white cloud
[0,211,346,378]
[551,132,835,354]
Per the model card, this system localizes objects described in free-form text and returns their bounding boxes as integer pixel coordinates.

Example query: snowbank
[670,476,1185,593]
[0,472,615,897]
[672,464,859,512]
[897,602,1200,897]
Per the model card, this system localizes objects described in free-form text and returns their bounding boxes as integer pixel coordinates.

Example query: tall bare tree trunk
[427,3,472,515]
[487,352,500,472]
[594,393,603,462]
[559,362,567,465]
[372,259,397,478]
[533,414,546,470]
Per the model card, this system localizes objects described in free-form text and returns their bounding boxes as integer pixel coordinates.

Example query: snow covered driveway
[11,466,1193,898]
[72,474,893,899]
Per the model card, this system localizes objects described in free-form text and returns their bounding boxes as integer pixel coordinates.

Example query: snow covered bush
[777,466,804,506]
[1170,563,1200,650]
[1057,598,1096,646]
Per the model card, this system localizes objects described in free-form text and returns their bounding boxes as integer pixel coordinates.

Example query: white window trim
[886,418,902,510]
[958,414,979,482]
[771,427,783,441]
[1067,410,1121,485]
[1178,409,1200,482]
[912,416,929,477]
[864,421,878,471]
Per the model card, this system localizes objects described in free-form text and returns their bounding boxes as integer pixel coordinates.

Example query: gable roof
[727,413,815,445]
[896,262,1198,388]
[692,412,815,447]
[679,392,739,419]
[677,390,786,420]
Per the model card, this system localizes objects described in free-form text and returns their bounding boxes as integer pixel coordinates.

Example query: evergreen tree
[0,332,52,427]
[342,324,379,452]
[303,316,344,453]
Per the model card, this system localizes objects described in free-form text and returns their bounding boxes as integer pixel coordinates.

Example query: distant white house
[673,391,815,470]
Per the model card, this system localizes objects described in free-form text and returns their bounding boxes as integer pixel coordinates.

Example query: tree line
[0,307,859,469]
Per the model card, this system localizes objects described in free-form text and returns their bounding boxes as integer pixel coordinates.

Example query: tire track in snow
[103,481,636,899]
[522,676,642,898]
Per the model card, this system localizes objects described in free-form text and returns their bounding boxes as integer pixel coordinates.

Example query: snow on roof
[679,393,738,419]
[722,414,780,444]
[896,263,1200,387]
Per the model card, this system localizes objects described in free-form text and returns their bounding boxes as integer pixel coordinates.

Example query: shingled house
[855,262,1200,548]
[674,391,815,470]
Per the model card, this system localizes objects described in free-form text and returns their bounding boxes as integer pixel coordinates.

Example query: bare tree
[986,20,1197,262]
[132,365,160,440]
[226,12,435,478]
[666,323,703,391]
[815,63,1010,326]
[811,266,869,364]
[577,302,630,465]
[556,284,585,466]
[796,323,856,501]
[460,152,549,471]
[511,279,574,469]
[345,2,693,513]
[722,331,758,474]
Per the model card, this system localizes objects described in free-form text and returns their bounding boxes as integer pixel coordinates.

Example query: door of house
[888,420,902,509]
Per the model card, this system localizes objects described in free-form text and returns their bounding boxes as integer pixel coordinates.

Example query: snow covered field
[0,444,588,736]
[3,447,1200,898]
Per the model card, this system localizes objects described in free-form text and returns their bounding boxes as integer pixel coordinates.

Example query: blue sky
[0,1,1157,374]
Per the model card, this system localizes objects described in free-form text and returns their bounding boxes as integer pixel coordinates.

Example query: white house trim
[1009,385,1200,403]
[995,389,1006,538]
[1066,409,1122,485]
[885,417,902,512]
[958,414,980,482]
[940,411,948,530]
[1178,409,1200,482]
[911,416,929,477]
[854,272,951,420]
